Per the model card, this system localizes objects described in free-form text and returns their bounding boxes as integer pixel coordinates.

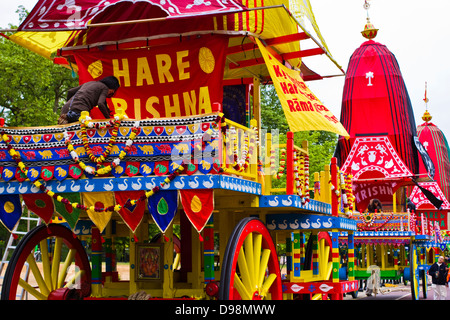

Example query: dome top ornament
[361,0,378,39]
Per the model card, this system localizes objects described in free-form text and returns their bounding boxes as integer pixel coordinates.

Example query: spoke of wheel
[260,273,277,298]
[244,233,255,287]
[237,247,252,291]
[26,254,50,296]
[51,237,62,291]
[40,239,53,290]
[257,249,271,290]
[253,233,262,287]
[234,273,252,300]
[58,249,76,288]
[64,269,85,288]
[18,278,47,300]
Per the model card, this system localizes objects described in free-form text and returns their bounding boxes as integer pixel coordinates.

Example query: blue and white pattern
[266,213,358,231]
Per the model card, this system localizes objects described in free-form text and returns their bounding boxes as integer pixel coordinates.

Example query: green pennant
[53,192,81,230]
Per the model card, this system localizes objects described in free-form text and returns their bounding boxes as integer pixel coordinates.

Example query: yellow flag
[81,191,115,233]
[255,38,349,137]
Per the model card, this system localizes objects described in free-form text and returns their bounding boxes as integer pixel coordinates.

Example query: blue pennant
[0,194,22,232]
[54,165,69,181]
[148,190,178,234]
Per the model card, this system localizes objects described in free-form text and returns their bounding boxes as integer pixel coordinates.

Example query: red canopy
[335,40,419,176]
[18,0,244,31]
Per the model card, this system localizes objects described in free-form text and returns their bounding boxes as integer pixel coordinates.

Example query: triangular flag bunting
[125,162,140,177]
[53,192,81,230]
[180,189,214,234]
[2,167,15,182]
[148,190,178,234]
[40,166,54,181]
[54,165,70,181]
[140,162,154,177]
[0,194,22,232]
[114,191,145,232]
[27,167,41,182]
[22,193,54,224]
[81,191,115,233]
[112,162,126,178]
[68,164,83,179]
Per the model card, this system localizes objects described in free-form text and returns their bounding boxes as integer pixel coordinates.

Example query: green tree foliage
[0,8,78,243]
[0,8,78,127]
[260,84,338,186]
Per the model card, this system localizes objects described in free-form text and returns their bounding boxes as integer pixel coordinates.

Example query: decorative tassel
[133,234,139,242]
[199,233,204,242]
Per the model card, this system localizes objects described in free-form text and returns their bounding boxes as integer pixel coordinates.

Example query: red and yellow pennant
[180,189,214,237]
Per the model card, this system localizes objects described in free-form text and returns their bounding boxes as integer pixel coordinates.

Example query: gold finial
[422,110,432,122]
[361,0,378,39]
[422,82,431,122]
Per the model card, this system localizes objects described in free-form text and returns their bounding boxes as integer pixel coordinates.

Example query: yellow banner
[256,38,349,137]
[82,191,114,233]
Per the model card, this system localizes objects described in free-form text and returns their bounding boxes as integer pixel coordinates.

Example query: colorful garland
[80,116,121,163]
[1,121,185,213]
[223,126,255,172]
[357,210,394,231]
[65,114,140,176]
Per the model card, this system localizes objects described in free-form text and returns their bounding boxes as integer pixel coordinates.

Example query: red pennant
[69,164,83,179]
[183,162,198,175]
[154,161,169,176]
[23,135,32,144]
[22,193,54,224]
[114,191,145,232]
[40,166,54,181]
[176,125,187,135]
[154,126,164,135]
[125,162,140,177]
[180,189,214,233]
[43,134,53,143]
[15,168,27,182]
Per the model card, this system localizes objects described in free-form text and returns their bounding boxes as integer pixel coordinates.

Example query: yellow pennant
[81,191,114,233]
[255,38,349,137]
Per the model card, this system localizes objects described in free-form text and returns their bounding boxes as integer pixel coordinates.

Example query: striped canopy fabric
[335,40,419,175]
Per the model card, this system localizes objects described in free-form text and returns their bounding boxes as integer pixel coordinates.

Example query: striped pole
[293,232,301,278]
[300,232,305,266]
[203,216,215,282]
[331,230,340,283]
[286,235,292,280]
[91,226,102,296]
[312,233,319,275]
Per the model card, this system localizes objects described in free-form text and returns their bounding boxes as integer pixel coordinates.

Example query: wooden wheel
[1,224,91,300]
[219,217,282,300]
[409,242,420,300]
[420,269,428,299]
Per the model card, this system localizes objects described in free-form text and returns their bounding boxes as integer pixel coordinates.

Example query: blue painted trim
[266,213,358,231]
[260,195,332,214]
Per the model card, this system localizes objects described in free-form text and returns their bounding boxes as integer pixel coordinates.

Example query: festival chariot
[0,0,446,301]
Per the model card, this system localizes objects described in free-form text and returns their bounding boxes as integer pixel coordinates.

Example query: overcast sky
[1,1,450,141]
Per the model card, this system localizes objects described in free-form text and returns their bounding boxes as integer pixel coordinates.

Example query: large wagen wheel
[1,224,91,300]
[219,217,282,300]
[409,242,420,300]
